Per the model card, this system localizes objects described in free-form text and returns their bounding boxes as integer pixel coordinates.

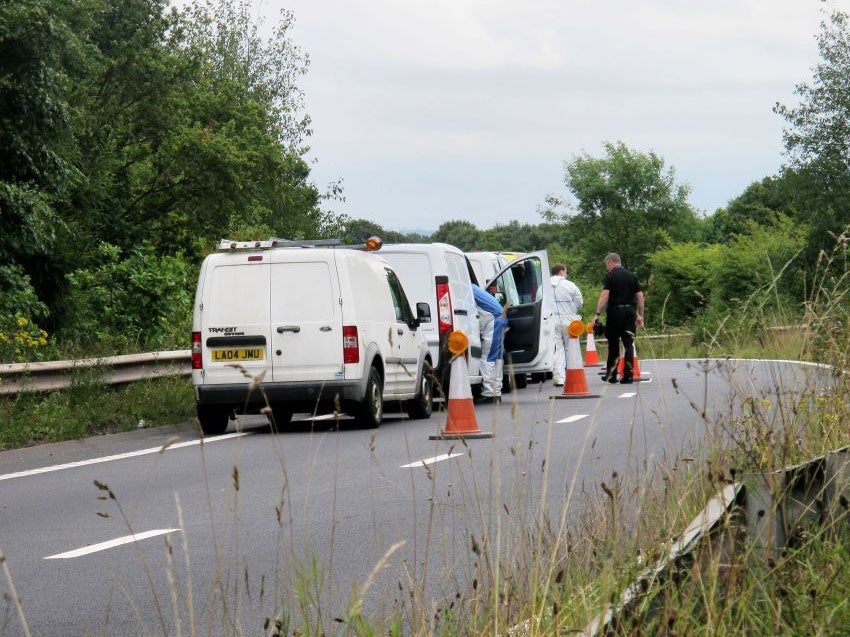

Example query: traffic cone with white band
[617,343,646,381]
[554,321,600,399]
[584,321,602,367]
[430,331,493,440]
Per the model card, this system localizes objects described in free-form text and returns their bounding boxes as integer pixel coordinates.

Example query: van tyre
[406,362,434,420]
[355,367,383,429]
[514,373,527,389]
[197,404,229,436]
[268,404,293,429]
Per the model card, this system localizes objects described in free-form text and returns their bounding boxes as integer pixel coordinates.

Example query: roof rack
[217,238,342,251]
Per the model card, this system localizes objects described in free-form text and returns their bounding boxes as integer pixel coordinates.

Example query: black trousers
[605,305,636,377]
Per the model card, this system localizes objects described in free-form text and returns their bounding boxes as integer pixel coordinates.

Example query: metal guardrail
[583,445,850,635]
[0,350,191,395]
[0,331,687,396]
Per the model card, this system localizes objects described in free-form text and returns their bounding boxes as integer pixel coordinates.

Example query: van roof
[379,242,464,255]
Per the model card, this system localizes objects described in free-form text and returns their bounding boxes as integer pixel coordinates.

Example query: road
[0,358,829,636]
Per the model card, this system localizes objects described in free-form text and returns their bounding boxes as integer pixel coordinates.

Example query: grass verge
[0,376,195,450]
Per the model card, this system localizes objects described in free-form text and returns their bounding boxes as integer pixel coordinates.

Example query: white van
[377,243,483,393]
[465,251,511,288]
[191,239,433,435]
[472,250,555,386]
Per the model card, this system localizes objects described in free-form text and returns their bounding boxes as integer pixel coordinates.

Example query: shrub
[0,265,51,363]
[62,243,192,353]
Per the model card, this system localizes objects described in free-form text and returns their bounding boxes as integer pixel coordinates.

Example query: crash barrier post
[582,445,850,635]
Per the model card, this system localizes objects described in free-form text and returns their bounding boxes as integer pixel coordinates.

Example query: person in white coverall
[550,263,583,386]
[473,283,508,402]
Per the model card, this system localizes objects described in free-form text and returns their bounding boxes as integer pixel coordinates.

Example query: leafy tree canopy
[551,142,703,278]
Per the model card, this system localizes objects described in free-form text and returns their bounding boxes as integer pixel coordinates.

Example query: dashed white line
[556,414,588,424]
[401,453,464,468]
[44,529,180,559]
[0,432,249,481]
[619,392,637,398]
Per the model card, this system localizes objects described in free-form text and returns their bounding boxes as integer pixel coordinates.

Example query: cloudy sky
[266,0,849,232]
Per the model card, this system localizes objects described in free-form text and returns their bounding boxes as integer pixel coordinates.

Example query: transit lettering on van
[209,326,244,335]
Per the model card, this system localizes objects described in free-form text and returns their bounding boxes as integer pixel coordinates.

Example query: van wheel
[355,367,383,429]
[514,373,528,389]
[530,372,546,384]
[406,362,433,420]
[197,404,229,436]
[268,404,293,430]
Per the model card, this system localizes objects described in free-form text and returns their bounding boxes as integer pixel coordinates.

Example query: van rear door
[200,259,271,385]
[270,253,343,383]
[489,250,553,371]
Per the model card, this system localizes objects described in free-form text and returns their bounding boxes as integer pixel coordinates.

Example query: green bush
[61,243,192,354]
[0,265,52,363]
[648,242,721,327]
[709,214,807,316]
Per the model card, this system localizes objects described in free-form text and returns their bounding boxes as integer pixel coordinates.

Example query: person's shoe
[619,376,633,385]
[602,373,618,384]
[553,380,564,387]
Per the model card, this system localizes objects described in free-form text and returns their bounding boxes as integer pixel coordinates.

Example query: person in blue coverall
[472,283,508,402]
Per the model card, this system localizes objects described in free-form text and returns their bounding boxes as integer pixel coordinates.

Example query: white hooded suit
[551,274,583,385]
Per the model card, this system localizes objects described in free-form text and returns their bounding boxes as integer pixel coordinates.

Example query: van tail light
[436,278,453,336]
[191,331,202,369]
[342,325,359,364]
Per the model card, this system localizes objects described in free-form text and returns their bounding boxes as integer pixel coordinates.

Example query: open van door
[488,250,553,375]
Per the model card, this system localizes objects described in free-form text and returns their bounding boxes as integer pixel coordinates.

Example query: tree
[65,0,326,262]
[554,142,702,278]
[430,220,482,250]
[705,174,797,242]
[0,0,90,328]
[774,9,850,262]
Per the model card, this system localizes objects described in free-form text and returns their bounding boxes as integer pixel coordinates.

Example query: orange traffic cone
[430,331,493,440]
[617,343,646,381]
[584,321,602,367]
[554,321,600,399]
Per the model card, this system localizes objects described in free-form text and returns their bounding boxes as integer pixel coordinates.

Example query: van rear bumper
[196,381,363,410]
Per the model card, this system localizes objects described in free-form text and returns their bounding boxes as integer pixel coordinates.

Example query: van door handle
[319,326,332,332]
[277,325,300,333]
[397,328,404,335]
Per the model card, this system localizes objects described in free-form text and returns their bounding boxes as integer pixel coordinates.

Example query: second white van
[377,243,483,392]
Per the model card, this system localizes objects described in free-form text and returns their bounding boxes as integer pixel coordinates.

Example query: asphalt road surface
[0,358,831,636]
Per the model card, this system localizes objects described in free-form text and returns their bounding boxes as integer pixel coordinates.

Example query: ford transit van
[191,239,433,435]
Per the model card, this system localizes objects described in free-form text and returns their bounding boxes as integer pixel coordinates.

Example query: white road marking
[401,453,464,468]
[619,392,637,398]
[0,432,248,482]
[44,529,180,560]
[305,413,341,421]
[556,414,588,424]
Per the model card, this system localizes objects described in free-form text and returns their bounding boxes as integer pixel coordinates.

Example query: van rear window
[445,253,471,298]
[207,264,271,325]
[271,262,335,321]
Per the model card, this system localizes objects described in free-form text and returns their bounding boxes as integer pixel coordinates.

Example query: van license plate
[211,348,265,362]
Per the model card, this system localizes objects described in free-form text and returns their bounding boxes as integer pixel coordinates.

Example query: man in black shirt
[592,253,645,384]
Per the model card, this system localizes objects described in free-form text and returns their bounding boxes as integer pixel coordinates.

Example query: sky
[258,0,850,233]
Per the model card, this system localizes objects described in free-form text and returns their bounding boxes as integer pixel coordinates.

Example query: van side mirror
[416,302,431,324]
